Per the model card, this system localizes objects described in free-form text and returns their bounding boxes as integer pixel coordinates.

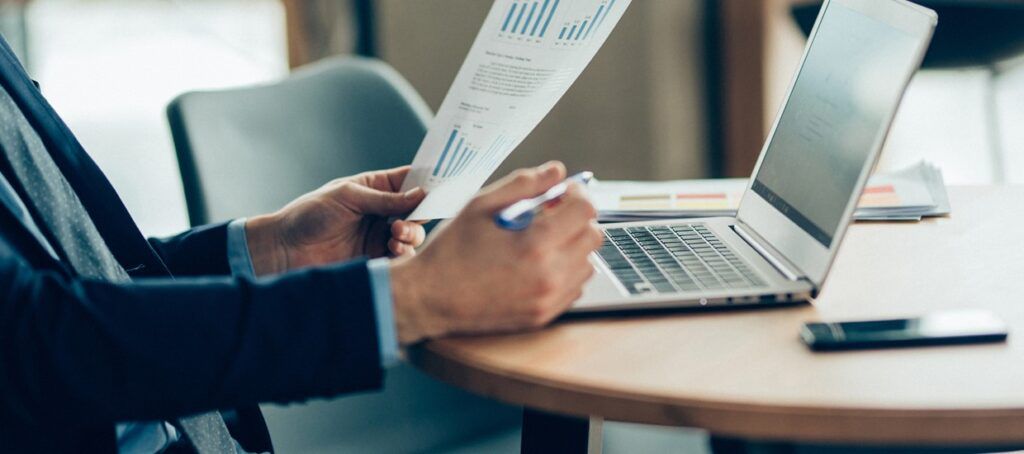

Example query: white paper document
[402,0,632,220]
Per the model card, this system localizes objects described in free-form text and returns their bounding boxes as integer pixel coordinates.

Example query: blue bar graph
[451,152,466,177]
[553,0,616,45]
[432,129,460,177]
[454,150,476,177]
[539,0,560,37]
[574,20,588,39]
[590,0,616,37]
[452,148,472,177]
[500,0,559,39]
[530,0,551,36]
[581,4,605,39]
[512,3,527,34]
[441,138,465,178]
[502,3,517,32]
[521,2,538,34]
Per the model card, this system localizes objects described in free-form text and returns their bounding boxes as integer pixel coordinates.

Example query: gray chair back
[168,56,431,225]
[167,57,519,453]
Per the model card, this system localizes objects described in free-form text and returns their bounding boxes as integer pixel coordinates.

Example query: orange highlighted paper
[859,184,901,208]
[591,161,949,222]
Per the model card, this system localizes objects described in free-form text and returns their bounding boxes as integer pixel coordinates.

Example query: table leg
[520,408,603,454]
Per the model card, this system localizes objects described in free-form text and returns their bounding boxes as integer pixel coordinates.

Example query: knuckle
[335,181,355,194]
[511,170,536,187]
[388,239,404,253]
[520,242,547,262]
[532,275,557,298]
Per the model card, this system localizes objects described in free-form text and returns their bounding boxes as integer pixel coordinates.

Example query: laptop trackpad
[573,259,627,310]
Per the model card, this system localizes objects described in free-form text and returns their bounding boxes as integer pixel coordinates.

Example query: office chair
[167,56,521,453]
[793,0,1024,183]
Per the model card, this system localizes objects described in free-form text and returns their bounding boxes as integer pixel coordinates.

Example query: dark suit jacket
[0,38,384,452]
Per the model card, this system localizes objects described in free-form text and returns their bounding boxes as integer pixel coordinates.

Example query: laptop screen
[750,2,920,247]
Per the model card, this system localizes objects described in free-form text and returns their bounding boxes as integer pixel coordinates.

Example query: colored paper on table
[592,161,950,222]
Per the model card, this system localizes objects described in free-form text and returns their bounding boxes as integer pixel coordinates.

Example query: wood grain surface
[409,186,1024,445]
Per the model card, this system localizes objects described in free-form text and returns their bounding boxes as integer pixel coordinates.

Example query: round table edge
[409,340,1024,446]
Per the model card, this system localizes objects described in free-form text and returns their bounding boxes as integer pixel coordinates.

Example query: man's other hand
[245,166,427,275]
[390,161,603,344]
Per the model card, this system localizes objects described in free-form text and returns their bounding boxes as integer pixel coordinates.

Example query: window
[24,0,287,235]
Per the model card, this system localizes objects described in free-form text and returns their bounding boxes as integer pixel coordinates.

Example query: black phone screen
[801,310,1008,351]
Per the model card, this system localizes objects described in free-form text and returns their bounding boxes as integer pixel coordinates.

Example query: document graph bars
[499,0,560,40]
[468,135,516,175]
[432,128,485,179]
[555,0,616,45]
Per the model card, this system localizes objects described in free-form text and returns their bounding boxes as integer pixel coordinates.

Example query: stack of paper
[854,162,950,221]
[592,162,951,222]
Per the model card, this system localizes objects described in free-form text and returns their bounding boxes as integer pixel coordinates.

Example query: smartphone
[801,310,1009,352]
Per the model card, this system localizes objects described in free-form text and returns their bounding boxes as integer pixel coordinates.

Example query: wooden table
[409,187,1024,452]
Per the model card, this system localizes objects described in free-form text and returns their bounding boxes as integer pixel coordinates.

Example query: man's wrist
[389,256,442,345]
[245,213,289,276]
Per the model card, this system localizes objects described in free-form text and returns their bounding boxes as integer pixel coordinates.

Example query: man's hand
[389,161,603,344]
[245,166,427,276]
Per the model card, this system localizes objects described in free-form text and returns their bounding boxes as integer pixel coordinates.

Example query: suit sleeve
[147,222,232,277]
[0,239,383,428]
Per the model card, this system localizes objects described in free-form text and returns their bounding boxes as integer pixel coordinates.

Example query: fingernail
[540,162,559,175]
[404,187,424,200]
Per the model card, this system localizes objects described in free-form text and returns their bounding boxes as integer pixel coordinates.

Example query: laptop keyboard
[598,224,766,295]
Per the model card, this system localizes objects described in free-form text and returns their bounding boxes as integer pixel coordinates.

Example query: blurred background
[1,0,1021,452]
[2,0,1021,237]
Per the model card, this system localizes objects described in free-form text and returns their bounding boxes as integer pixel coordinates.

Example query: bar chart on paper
[470,134,518,175]
[404,0,634,220]
[497,0,560,43]
[430,127,519,182]
[554,0,617,46]
[432,128,477,179]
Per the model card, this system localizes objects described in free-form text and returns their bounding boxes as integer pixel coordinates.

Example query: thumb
[344,184,426,216]
[471,161,566,212]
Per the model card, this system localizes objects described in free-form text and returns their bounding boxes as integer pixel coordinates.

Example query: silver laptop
[573,0,937,313]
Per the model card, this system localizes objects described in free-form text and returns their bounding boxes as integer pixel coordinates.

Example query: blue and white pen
[494,171,594,231]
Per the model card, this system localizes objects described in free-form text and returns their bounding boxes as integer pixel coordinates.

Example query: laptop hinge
[731,223,803,282]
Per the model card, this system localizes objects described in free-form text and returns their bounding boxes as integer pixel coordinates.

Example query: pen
[494,171,594,231]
